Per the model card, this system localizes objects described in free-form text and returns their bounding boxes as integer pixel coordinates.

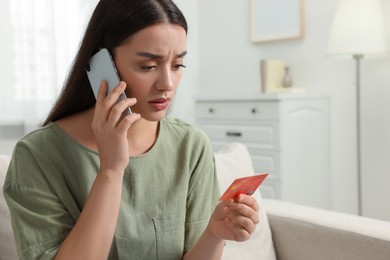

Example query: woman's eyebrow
[176,50,187,58]
[136,50,187,59]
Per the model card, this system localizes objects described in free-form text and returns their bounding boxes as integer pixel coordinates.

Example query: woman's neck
[126,118,159,156]
[54,107,160,156]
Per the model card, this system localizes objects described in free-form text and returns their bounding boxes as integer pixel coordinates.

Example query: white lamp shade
[326,0,388,58]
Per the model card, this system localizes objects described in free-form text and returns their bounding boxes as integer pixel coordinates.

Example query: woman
[3,0,260,259]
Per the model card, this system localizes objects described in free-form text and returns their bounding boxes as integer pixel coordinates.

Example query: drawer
[201,125,278,149]
[196,101,279,120]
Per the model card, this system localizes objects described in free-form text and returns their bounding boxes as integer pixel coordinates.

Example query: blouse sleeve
[3,141,74,259]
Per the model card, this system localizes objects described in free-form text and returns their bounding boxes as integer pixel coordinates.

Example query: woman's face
[114,23,187,121]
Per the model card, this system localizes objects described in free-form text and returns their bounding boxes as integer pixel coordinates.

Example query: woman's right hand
[91,80,141,174]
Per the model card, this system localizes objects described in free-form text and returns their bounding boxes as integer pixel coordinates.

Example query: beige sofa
[2,143,390,260]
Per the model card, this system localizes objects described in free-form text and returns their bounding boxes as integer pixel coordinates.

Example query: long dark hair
[42,0,187,125]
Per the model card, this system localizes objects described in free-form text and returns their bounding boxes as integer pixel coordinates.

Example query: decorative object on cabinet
[260,59,304,93]
[326,0,388,216]
[260,59,285,92]
[249,0,305,43]
[282,66,293,88]
[195,93,331,210]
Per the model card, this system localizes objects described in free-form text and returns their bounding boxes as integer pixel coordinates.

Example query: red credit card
[219,174,268,201]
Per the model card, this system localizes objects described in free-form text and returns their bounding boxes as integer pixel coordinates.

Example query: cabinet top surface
[194,92,330,102]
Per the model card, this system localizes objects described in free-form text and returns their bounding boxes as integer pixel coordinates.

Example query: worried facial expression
[114,23,187,121]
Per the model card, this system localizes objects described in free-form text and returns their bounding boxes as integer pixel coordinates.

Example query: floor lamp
[326,0,387,216]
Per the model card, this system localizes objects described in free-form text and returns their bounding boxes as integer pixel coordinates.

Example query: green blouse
[3,117,220,259]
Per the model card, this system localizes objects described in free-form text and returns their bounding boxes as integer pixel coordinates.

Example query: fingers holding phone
[93,79,140,131]
[102,81,140,129]
[95,80,137,124]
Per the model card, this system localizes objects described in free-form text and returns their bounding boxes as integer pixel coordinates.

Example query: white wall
[361,0,390,219]
[183,0,390,220]
[169,0,199,123]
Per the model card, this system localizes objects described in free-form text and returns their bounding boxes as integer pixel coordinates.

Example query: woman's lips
[149,98,170,111]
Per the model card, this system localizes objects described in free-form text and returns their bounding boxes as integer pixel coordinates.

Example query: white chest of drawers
[195,93,331,209]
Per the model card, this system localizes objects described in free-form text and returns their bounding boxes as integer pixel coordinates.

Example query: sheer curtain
[2,0,98,128]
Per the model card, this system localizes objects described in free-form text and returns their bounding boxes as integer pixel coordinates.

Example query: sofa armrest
[263,199,390,260]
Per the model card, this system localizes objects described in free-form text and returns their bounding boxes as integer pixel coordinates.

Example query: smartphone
[86,48,132,116]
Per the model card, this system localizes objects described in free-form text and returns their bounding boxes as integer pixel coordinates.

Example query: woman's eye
[172,64,186,71]
[140,65,157,71]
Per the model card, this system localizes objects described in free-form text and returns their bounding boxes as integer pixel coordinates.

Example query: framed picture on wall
[249,0,305,43]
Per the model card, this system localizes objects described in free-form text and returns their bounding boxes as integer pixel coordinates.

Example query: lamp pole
[353,54,363,216]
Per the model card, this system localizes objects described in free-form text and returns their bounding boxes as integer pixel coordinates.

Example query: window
[10,0,56,100]
[8,0,97,101]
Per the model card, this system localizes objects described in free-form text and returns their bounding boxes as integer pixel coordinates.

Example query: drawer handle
[251,108,257,114]
[208,108,215,113]
[226,131,242,137]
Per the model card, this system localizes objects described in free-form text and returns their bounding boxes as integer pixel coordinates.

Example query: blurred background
[0,0,389,221]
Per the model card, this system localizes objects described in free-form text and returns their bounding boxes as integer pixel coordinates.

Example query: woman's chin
[139,111,168,122]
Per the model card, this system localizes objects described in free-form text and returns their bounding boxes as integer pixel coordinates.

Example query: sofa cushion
[0,155,18,259]
[214,143,276,260]
[264,199,390,260]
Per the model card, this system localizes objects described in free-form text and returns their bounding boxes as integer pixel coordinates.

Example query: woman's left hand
[208,194,260,242]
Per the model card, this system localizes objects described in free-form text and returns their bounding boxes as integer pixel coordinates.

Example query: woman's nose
[156,68,175,91]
